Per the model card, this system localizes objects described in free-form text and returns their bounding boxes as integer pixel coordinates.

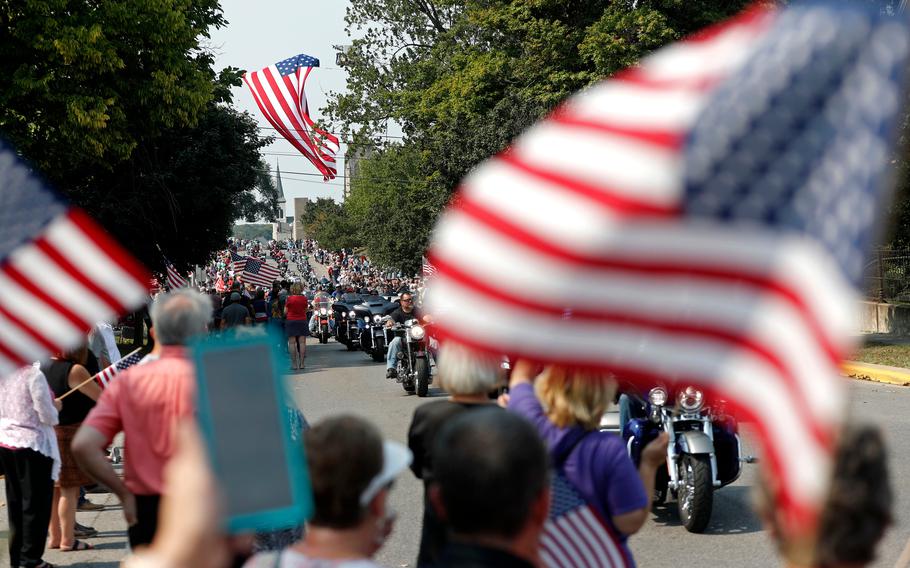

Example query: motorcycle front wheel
[677,454,713,533]
[415,358,429,397]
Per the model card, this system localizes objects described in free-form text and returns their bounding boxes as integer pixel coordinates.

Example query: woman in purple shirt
[507,361,668,564]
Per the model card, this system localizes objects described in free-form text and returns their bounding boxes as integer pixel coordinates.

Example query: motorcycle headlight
[677,386,704,413]
[409,325,425,340]
[373,314,381,322]
[649,387,668,407]
[320,308,327,315]
[349,311,355,318]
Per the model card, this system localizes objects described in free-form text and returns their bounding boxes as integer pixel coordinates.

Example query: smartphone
[192,330,313,533]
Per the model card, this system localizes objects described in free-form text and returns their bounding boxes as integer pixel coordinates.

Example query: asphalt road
[292,339,910,568]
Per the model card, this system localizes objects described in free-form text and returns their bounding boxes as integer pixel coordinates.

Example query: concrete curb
[844,361,910,387]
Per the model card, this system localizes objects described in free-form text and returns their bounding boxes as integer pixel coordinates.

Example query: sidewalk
[0,460,130,567]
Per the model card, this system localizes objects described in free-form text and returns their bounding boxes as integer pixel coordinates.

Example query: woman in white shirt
[0,363,61,568]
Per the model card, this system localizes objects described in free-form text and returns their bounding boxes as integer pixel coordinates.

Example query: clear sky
[210,0,353,216]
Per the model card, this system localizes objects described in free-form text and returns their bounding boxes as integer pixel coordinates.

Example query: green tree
[327,0,751,268]
[346,143,442,273]
[301,198,360,252]
[0,0,222,175]
[0,1,278,271]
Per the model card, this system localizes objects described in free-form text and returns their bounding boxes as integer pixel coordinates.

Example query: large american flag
[230,251,247,274]
[0,140,150,375]
[426,3,910,533]
[244,54,340,180]
[164,258,188,290]
[93,348,144,389]
[542,473,630,568]
[242,257,281,288]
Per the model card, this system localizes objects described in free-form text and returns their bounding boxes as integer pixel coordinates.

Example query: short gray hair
[436,343,500,396]
[149,289,212,345]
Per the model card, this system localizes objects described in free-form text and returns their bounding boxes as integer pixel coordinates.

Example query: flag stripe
[34,238,124,312]
[2,263,90,333]
[450,199,846,360]
[496,154,679,217]
[68,210,149,289]
[548,111,684,150]
[245,73,328,176]
[47,214,149,306]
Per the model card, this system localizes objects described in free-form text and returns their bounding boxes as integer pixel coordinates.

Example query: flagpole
[56,347,143,400]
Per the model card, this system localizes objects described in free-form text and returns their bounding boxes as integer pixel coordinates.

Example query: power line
[254,124,406,140]
[258,169,428,188]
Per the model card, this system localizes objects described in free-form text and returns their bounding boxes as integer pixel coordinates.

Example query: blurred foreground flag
[0,140,150,374]
[244,54,340,181]
[426,2,910,533]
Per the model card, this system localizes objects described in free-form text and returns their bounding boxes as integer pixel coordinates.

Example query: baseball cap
[230,292,241,301]
[359,441,413,506]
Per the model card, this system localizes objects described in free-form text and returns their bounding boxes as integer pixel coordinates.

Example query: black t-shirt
[389,307,421,325]
[222,303,250,327]
[407,400,501,483]
[40,360,96,426]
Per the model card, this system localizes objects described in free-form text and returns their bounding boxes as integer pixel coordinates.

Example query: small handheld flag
[0,140,150,375]
[94,349,144,389]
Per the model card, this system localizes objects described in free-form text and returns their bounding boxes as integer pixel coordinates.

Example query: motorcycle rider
[385,292,424,380]
[309,285,334,335]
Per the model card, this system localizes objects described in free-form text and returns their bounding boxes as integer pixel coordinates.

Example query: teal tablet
[191,329,313,533]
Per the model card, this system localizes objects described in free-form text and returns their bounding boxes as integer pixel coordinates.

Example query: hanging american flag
[244,53,340,180]
[164,258,188,290]
[93,348,144,389]
[0,140,150,375]
[230,251,248,274]
[426,3,910,534]
[421,256,437,279]
[542,473,630,568]
[242,257,281,288]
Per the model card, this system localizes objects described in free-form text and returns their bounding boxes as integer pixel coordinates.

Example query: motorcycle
[313,306,333,344]
[603,386,755,533]
[332,293,364,350]
[354,295,398,362]
[388,319,433,396]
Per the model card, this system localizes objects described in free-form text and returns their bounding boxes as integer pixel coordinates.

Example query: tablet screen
[199,343,294,519]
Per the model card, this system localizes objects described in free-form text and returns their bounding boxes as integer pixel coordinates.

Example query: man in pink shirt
[73,289,212,549]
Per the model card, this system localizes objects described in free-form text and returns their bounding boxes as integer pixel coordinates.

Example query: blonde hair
[290,283,303,295]
[535,366,616,430]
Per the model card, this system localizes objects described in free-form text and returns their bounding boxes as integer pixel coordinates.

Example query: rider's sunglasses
[401,298,413,303]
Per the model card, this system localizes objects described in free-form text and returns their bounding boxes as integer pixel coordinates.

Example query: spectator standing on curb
[0,363,61,568]
[72,289,211,549]
[41,344,102,552]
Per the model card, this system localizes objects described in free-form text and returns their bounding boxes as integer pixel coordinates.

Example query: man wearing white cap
[243,414,412,567]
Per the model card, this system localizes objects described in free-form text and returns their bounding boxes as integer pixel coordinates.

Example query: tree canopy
[0,0,278,272]
[324,0,752,270]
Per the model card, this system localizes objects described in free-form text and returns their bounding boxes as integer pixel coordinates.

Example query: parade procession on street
[4,1,910,568]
